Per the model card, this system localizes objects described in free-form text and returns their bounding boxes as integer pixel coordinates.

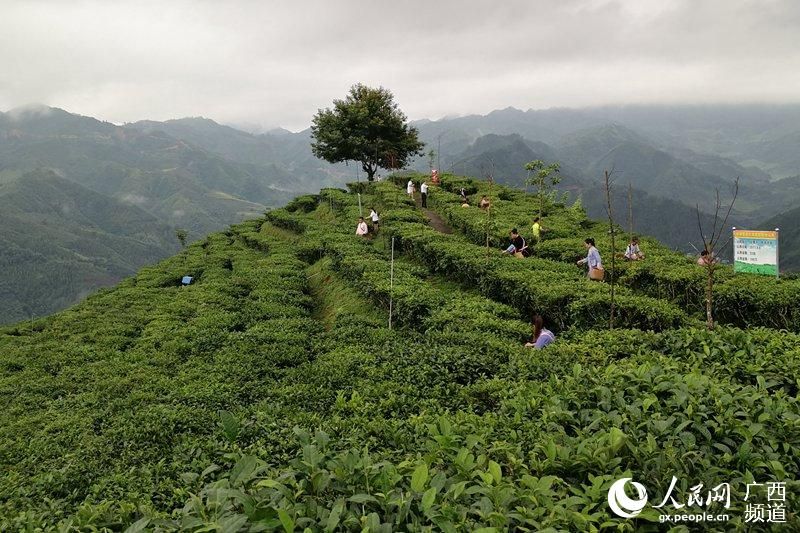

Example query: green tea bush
[382,220,690,332]
[0,220,319,522]
[419,174,800,331]
[142,323,800,531]
[4,178,800,531]
[266,208,307,234]
[715,275,800,330]
[285,194,320,213]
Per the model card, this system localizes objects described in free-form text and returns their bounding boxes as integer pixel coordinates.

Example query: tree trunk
[363,161,377,181]
[705,266,714,330]
[538,180,544,220]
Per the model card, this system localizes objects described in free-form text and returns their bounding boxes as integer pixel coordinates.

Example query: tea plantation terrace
[1,173,799,530]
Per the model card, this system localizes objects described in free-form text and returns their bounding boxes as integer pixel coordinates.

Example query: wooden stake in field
[604,170,617,330]
[389,236,395,330]
[627,183,634,243]
[486,172,494,261]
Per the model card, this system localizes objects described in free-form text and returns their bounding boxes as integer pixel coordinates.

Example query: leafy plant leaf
[411,463,428,493]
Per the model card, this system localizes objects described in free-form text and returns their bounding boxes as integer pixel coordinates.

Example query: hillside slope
[4,104,799,327]
[0,106,310,322]
[2,175,799,530]
[445,133,722,251]
[126,117,353,188]
[0,170,176,323]
[763,204,800,272]
[0,107,289,233]
[449,133,582,189]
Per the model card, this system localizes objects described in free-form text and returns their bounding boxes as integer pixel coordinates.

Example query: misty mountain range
[0,106,350,323]
[407,105,800,266]
[1,103,799,324]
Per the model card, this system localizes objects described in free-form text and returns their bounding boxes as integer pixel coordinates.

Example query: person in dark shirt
[502,228,531,258]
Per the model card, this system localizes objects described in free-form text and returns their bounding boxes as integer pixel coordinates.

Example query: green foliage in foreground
[2,176,800,530]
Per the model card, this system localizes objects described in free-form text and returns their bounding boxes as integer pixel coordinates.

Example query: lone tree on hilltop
[524,160,561,219]
[311,84,425,181]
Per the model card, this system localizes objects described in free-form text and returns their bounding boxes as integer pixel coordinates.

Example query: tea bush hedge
[412,173,800,331]
[3,179,800,531]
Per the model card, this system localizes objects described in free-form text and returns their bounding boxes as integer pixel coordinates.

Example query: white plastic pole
[389,237,395,330]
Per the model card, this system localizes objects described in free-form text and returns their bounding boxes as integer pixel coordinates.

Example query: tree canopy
[524,159,561,218]
[310,84,425,181]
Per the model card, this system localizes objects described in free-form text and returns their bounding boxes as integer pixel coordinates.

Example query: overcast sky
[2,0,799,131]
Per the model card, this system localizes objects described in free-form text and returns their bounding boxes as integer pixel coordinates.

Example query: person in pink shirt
[355,217,368,236]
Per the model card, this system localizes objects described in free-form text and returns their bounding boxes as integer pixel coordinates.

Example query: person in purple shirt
[577,237,603,280]
[525,314,555,349]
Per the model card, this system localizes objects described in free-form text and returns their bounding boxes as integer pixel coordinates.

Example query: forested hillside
[0,170,177,323]
[0,107,293,234]
[2,174,799,530]
[0,106,318,323]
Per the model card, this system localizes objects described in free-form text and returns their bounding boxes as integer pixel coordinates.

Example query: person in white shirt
[355,217,368,236]
[407,180,415,197]
[369,207,379,232]
[420,181,429,207]
[624,236,644,261]
[577,237,604,280]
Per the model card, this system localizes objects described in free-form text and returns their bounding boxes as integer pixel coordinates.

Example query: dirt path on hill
[412,192,453,234]
[422,207,453,234]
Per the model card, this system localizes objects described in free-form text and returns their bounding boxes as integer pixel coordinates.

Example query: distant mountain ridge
[0,107,298,232]
[126,116,353,188]
[0,106,350,324]
[0,169,176,323]
[408,106,800,264]
[413,103,800,177]
[3,102,800,324]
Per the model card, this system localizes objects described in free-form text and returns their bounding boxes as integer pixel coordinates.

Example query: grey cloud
[6,103,55,120]
[1,0,798,130]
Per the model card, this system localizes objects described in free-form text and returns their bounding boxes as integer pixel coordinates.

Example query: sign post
[733,228,780,278]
